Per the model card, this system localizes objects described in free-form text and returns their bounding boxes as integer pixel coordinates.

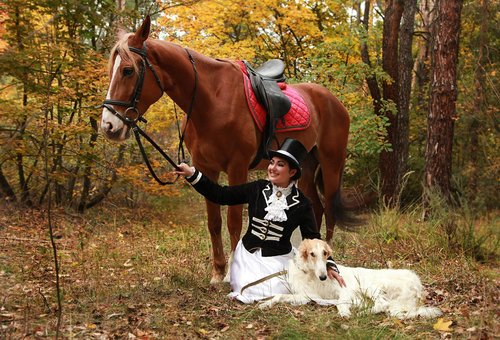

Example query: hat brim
[267,150,302,178]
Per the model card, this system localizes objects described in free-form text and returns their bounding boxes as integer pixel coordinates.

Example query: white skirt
[227,240,294,304]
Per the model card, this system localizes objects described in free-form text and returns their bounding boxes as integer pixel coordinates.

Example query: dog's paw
[337,306,352,318]
[258,300,273,309]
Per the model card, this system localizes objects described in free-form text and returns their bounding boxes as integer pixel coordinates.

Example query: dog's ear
[325,242,333,257]
[300,247,308,261]
[299,239,309,261]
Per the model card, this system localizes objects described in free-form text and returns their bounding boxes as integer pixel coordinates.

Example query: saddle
[243,60,292,168]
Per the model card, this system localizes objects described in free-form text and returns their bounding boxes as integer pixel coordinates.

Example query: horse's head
[101,15,164,141]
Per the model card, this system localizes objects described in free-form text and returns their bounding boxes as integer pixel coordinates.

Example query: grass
[0,186,498,339]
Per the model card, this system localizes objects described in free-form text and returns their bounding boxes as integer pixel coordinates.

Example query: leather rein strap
[239,269,288,295]
[101,42,198,185]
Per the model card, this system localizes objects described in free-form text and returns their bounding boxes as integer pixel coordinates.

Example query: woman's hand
[328,267,347,288]
[174,163,195,178]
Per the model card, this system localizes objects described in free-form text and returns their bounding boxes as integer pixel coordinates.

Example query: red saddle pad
[238,61,311,133]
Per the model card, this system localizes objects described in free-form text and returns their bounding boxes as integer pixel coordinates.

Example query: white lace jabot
[264,181,296,222]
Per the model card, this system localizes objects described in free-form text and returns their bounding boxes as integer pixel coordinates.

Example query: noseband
[101,42,198,185]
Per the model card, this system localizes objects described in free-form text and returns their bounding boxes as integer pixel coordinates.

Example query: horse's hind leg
[317,99,350,242]
[298,150,324,232]
[320,156,346,242]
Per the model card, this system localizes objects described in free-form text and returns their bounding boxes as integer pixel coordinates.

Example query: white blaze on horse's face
[101,55,129,141]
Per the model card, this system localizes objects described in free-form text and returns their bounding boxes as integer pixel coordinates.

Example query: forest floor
[0,187,498,339]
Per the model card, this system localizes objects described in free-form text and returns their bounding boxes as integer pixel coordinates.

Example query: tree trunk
[84,144,126,211]
[379,0,403,204]
[78,117,100,213]
[395,0,417,199]
[468,0,489,202]
[424,0,463,201]
[412,0,434,154]
[15,6,32,206]
[0,166,17,202]
[359,1,383,116]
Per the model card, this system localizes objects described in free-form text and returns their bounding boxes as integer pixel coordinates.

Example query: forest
[0,0,498,338]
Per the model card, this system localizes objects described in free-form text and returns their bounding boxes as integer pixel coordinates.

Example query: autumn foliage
[0,1,497,213]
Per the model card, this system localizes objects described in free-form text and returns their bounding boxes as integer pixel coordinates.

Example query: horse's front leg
[205,198,226,284]
[227,205,243,251]
[220,166,249,282]
[226,167,249,250]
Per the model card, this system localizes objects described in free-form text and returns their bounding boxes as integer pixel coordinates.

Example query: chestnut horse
[100,16,352,283]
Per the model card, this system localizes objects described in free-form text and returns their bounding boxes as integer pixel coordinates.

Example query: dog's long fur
[260,239,442,319]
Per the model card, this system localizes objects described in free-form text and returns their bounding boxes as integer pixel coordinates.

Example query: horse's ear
[130,15,151,46]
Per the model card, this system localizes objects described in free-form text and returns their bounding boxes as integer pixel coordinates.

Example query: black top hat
[267,138,308,179]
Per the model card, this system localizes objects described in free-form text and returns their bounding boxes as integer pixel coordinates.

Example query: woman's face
[267,156,297,187]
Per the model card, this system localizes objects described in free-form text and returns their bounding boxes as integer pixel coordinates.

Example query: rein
[239,270,288,295]
[101,42,198,185]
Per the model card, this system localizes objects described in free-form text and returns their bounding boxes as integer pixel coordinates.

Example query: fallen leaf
[0,313,15,320]
[107,312,124,319]
[393,319,404,327]
[433,318,453,332]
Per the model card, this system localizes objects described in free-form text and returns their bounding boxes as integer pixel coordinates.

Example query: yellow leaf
[433,318,453,332]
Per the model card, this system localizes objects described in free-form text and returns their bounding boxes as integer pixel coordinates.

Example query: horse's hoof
[210,273,225,285]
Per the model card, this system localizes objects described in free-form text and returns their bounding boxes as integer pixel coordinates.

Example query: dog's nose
[319,275,327,281]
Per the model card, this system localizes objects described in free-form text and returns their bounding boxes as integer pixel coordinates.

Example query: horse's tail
[315,167,370,232]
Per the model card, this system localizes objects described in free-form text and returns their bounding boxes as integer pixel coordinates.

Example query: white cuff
[189,171,202,185]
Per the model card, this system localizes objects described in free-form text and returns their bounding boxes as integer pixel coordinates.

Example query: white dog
[259,239,442,319]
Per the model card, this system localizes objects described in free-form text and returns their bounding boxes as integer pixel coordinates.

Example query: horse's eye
[123,67,134,77]
[310,252,316,257]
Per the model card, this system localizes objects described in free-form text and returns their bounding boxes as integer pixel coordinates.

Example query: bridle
[101,42,198,185]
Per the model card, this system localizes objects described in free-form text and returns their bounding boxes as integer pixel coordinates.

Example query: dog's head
[297,239,333,281]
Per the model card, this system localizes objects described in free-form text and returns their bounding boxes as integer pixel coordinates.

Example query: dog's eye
[323,250,328,257]
[310,252,316,257]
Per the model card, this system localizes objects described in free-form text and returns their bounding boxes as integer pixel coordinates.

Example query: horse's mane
[108,32,140,74]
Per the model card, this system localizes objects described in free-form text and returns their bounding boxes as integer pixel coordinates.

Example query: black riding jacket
[186,170,339,273]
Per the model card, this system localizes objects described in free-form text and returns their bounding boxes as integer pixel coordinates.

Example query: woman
[175,138,345,303]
